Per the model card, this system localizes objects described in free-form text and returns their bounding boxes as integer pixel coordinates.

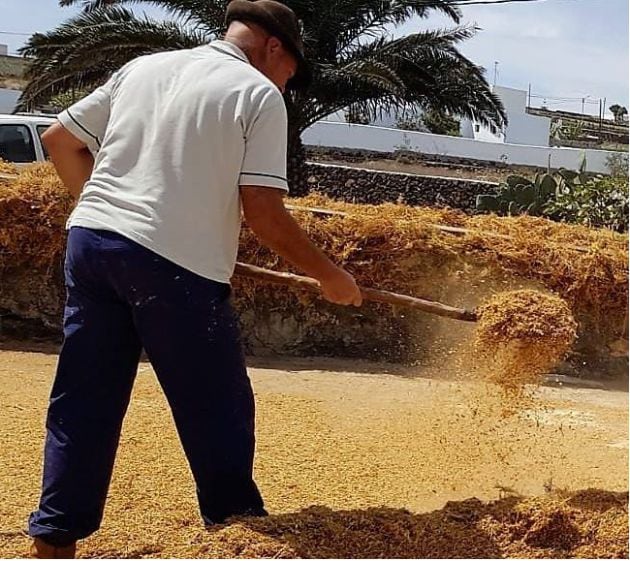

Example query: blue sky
[1,0,628,117]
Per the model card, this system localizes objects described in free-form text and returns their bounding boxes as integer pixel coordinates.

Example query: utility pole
[581,97,585,114]
[493,61,498,87]
[603,97,607,121]
[527,83,531,108]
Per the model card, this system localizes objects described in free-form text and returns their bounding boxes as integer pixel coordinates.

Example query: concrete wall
[302,121,619,174]
[0,88,20,113]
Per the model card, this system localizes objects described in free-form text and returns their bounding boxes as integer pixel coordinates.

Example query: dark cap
[225,0,311,90]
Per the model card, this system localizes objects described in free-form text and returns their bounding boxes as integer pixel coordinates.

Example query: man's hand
[240,186,363,307]
[319,267,363,307]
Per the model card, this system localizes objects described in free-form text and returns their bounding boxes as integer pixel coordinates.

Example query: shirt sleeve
[239,97,289,192]
[57,76,115,153]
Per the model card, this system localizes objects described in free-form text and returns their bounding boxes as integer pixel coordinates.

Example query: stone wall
[304,162,498,211]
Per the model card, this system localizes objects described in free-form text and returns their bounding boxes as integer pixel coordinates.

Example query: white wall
[322,110,346,123]
[0,88,20,113]
[322,107,430,131]
[496,86,550,146]
[459,118,474,139]
[474,122,505,143]
[302,121,620,174]
[505,111,551,146]
[461,86,551,147]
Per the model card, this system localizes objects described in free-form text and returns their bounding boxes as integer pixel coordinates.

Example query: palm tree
[19,1,506,193]
[609,104,628,124]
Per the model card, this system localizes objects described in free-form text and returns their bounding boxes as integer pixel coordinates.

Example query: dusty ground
[0,342,627,558]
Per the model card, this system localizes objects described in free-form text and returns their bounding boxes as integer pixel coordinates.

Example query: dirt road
[0,343,627,558]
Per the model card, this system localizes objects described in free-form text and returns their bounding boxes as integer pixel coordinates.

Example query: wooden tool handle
[234,262,478,322]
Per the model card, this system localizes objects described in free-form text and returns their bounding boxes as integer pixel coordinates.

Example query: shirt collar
[206,40,250,65]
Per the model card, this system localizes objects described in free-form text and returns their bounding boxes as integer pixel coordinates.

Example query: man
[29,1,362,557]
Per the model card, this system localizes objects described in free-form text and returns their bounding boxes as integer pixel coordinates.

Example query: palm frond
[59,0,227,29]
[334,0,462,51]
[19,7,207,108]
[290,24,505,130]
[28,1,505,140]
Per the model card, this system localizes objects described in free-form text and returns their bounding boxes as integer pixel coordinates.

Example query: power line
[530,94,600,104]
[0,0,594,38]
[536,99,595,106]
[450,0,587,5]
[0,1,606,42]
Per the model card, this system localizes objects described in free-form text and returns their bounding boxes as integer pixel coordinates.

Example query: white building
[0,88,21,113]
[0,46,23,113]
[325,85,549,143]
[461,85,551,147]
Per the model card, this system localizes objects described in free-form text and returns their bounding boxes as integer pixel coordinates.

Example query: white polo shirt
[59,40,288,283]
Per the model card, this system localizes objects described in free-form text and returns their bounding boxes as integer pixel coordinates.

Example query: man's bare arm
[240,186,362,306]
[41,123,94,200]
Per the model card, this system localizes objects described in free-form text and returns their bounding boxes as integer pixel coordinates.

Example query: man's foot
[205,506,269,526]
[30,537,76,559]
[240,506,269,518]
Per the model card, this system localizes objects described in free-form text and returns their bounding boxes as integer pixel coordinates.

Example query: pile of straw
[0,163,626,350]
[238,193,627,343]
[170,490,628,559]
[0,159,18,175]
[0,162,72,269]
[473,290,578,390]
[174,490,628,558]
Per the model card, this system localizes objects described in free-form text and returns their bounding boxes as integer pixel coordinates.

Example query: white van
[0,113,57,167]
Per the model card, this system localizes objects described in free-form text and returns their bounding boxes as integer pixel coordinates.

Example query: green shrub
[545,174,628,233]
[476,157,629,232]
[605,153,629,178]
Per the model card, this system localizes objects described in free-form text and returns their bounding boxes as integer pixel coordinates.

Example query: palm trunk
[287,135,309,197]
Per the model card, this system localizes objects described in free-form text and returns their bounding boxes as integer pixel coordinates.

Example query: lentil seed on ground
[0,345,626,558]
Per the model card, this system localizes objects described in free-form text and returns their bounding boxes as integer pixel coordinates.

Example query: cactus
[476,159,627,232]
[476,172,559,216]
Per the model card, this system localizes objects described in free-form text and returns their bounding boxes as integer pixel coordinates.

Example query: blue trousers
[29,227,264,546]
